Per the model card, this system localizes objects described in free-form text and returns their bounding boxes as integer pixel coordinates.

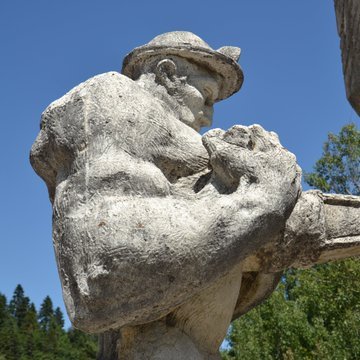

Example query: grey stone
[30,31,360,359]
[334,0,360,115]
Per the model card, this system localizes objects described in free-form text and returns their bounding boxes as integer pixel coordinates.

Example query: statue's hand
[202,124,301,214]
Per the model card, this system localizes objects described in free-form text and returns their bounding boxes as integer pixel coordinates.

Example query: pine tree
[20,303,40,359]
[54,307,64,328]
[9,285,30,328]
[0,315,22,360]
[67,327,98,359]
[0,287,98,359]
[38,296,54,332]
[0,295,7,327]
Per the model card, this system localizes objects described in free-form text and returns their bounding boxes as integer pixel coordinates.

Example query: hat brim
[122,45,244,101]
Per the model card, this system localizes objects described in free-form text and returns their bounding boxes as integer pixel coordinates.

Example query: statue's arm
[95,123,302,268]
[54,124,301,333]
[284,191,360,269]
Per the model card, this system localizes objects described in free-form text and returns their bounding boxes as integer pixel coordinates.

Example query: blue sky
[0,0,358,329]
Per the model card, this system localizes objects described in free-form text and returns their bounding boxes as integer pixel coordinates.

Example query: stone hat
[122,31,244,101]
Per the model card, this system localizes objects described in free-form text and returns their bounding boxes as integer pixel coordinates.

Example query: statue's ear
[155,59,177,85]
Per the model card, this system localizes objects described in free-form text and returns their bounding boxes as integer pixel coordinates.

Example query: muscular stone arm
[30,73,301,333]
[50,125,300,333]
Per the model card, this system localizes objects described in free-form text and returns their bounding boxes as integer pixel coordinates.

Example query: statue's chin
[197,114,212,129]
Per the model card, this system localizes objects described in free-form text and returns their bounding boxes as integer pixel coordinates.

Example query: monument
[30,32,360,359]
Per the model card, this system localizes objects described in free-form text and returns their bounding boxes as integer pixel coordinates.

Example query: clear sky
[0,0,358,329]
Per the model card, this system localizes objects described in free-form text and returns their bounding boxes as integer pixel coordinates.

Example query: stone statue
[30,32,360,359]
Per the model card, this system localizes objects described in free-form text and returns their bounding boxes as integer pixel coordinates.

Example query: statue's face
[151,57,220,132]
[176,68,219,131]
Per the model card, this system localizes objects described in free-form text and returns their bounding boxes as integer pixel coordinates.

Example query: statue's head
[122,31,244,131]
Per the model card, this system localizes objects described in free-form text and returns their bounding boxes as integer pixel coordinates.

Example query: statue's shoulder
[76,71,141,95]
[45,71,149,114]
[41,71,165,139]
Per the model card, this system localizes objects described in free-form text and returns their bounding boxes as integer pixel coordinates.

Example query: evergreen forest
[0,285,97,360]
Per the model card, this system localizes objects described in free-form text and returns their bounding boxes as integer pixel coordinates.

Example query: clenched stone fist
[203,124,301,217]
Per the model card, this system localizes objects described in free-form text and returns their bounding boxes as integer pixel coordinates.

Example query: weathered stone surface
[30,31,360,359]
[122,32,244,102]
[334,0,360,115]
[31,69,301,335]
[240,191,360,272]
[233,191,360,321]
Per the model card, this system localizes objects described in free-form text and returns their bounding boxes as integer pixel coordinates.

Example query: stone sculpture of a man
[30,32,317,359]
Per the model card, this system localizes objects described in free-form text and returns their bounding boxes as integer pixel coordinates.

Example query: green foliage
[54,307,64,328]
[305,123,360,195]
[9,285,30,329]
[224,123,360,359]
[224,262,360,359]
[67,328,98,360]
[38,296,54,331]
[0,295,7,327]
[0,286,98,359]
